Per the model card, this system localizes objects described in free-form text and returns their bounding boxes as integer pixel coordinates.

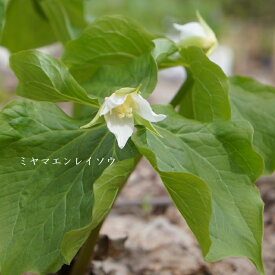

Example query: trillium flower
[174,12,218,55]
[81,87,166,149]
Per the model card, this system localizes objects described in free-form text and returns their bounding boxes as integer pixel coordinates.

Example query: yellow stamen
[113,95,137,119]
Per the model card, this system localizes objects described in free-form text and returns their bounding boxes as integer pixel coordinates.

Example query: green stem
[170,69,193,107]
[69,222,103,275]
[69,156,141,275]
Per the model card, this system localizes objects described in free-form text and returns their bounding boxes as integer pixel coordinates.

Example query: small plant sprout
[174,12,218,55]
[81,87,166,148]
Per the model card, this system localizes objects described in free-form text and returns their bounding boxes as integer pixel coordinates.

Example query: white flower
[81,87,166,149]
[174,12,218,55]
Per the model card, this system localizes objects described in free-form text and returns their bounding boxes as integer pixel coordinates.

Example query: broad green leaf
[1,0,56,52]
[10,50,98,107]
[160,172,212,252]
[132,105,264,274]
[179,47,231,122]
[230,76,275,173]
[61,157,138,261]
[73,103,98,120]
[69,63,100,84]
[0,0,6,39]
[39,0,86,44]
[63,15,154,66]
[152,38,177,64]
[81,53,158,99]
[0,100,139,275]
[57,0,86,30]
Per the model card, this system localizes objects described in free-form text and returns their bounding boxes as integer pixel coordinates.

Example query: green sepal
[134,112,163,138]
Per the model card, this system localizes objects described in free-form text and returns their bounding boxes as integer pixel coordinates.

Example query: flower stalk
[69,222,103,275]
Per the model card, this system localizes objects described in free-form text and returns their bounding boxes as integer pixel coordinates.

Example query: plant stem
[69,222,103,275]
[170,69,193,107]
[69,156,141,275]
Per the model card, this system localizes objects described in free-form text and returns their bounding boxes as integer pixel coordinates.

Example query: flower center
[113,95,137,119]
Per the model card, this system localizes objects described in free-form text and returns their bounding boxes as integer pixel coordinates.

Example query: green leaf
[80,53,158,99]
[0,0,6,40]
[39,0,86,44]
[69,63,100,85]
[1,0,56,52]
[152,38,178,64]
[132,105,264,274]
[56,0,86,30]
[230,76,275,173]
[72,103,98,121]
[61,157,138,261]
[63,15,154,66]
[10,50,98,107]
[0,100,139,274]
[179,47,231,122]
[160,172,212,252]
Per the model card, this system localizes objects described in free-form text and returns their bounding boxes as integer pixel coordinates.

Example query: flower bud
[174,12,218,55]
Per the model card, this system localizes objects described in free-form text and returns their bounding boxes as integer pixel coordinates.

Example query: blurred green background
[1,0,274,105]
[85,0,275,34]
[85,0,275,69]
[85,0,224,34]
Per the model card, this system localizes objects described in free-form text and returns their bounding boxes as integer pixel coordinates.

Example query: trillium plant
[0,1,275,275]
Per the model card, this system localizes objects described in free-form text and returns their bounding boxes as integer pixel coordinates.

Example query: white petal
[131,94,166,123]
[100,93,128,116]
[0,46,10,69]
[104,113,134,149]
[174,22,207,40]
